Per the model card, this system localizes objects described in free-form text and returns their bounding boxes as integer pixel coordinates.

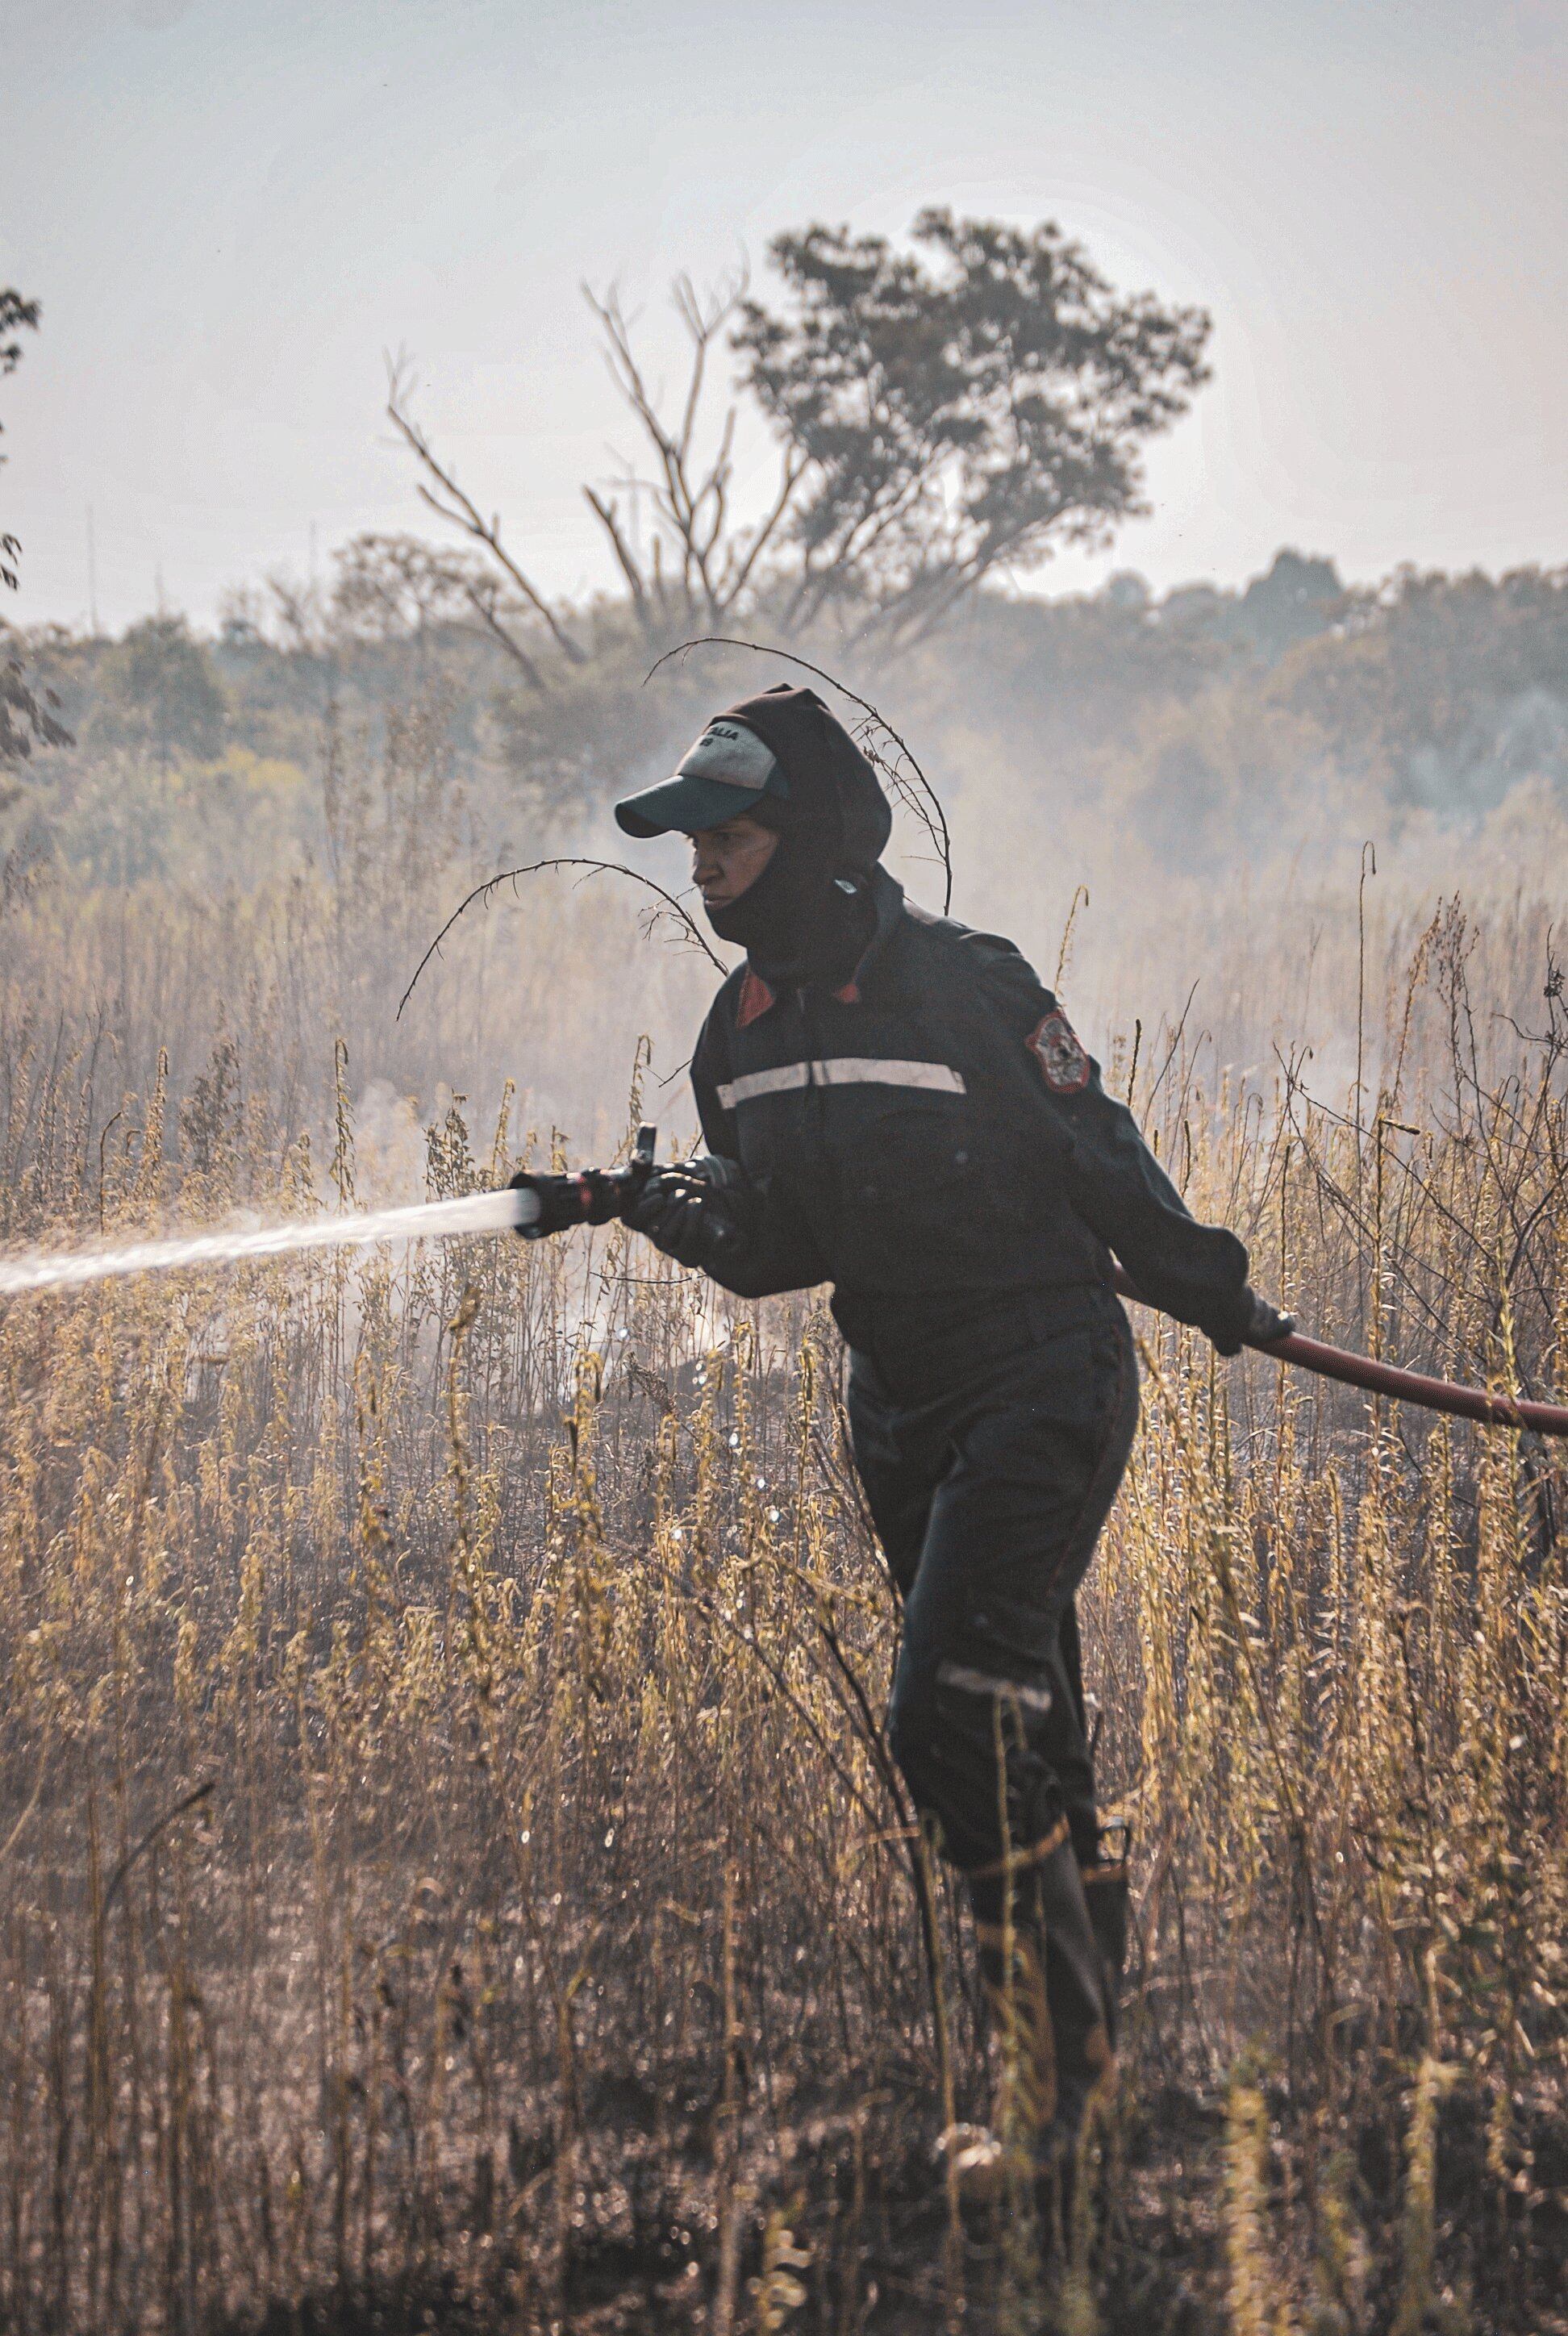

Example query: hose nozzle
[506,1124,657,1241]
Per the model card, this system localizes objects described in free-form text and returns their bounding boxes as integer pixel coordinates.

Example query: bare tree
[386,356,585,690]
[580,273,805,636]
[388,282,807,670]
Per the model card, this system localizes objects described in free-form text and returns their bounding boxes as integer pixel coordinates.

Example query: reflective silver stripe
[715,1063,812,1109]
[715,1057,966,1110]
[813,1057,965,1095]
[715,1060,962,1112]
[937,1661,1053,1716]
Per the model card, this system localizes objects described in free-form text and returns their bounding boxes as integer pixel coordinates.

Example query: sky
[3,0,1566,636]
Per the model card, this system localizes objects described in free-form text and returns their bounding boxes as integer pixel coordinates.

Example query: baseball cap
[614,715,790,838]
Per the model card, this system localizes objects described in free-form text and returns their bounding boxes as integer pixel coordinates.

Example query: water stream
[0,1188,535,1298]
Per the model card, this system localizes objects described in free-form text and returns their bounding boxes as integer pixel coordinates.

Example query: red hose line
[1110,1268,1568,1437]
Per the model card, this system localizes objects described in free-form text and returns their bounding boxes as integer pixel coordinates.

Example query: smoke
[3,564,1564,1230]
[351,1078,434,1203]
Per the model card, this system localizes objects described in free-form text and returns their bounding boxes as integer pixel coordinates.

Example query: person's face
[688,815,779,909]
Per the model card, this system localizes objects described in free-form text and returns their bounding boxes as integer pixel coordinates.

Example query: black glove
[1211,1286,1298,1358]
[623,1157,750,1272]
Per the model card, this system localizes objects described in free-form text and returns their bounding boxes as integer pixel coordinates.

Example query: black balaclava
[702,685,892,987]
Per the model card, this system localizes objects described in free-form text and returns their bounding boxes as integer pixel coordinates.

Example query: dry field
[1,870,1565,2335]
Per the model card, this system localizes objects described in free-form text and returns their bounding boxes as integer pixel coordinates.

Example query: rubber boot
[1079,1821,1131,2042]
[969,1821,1116,2166]
[974,1910,1057,2145]
[1031,1826,1117,2147]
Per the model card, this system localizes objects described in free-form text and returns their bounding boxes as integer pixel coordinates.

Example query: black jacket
[690,866,1251,1345]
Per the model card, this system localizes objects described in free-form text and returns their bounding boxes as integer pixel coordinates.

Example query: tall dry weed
[0,876,1563,2331]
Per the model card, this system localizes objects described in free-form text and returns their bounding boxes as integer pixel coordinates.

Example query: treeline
[2,545,1566,897]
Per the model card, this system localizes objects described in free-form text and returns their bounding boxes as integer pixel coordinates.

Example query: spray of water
[0,1188,538,1298]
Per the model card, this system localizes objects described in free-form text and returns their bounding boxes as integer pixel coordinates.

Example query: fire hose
[2,1117,1558,1435]
[510,1125,1568,1439]
[1111,1265,1568,1437]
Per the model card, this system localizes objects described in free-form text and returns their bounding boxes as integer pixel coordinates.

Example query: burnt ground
[219,2074,1568,2336]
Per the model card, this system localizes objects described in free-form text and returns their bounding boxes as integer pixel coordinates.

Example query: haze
[5,0,1565,636]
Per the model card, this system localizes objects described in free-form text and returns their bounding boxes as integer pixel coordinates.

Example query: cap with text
[615,716,790,838]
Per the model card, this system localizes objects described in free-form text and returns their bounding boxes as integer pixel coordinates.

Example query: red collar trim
[735,970,861,1027]
[736,969,775,1028]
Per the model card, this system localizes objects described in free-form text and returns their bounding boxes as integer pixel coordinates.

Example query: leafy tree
[2,289,73,774]
[1,290,41,484]
[0,646,71,778]
[331,531,511,649]
[2,287,43,595]
[332,532,462,640]
[0,291,37,365]
[1232,549,1343,658]
[735,209,1211,643]
[390,210,1212,674]
[90,615,227,765]
[1268,563,1568,810]
[1162,550,1344,662]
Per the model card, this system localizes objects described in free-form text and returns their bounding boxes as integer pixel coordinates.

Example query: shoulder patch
[1028,1010,1091,1095]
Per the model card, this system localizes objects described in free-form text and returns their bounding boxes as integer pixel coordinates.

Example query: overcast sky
[4,0,1565,635]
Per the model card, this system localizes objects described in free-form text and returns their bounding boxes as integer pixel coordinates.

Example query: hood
[702,682,892,871]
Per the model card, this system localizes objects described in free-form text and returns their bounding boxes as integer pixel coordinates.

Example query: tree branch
[399,857,727,1019]
[386,357,586,665]
[585,277,756,624]
[719,447,807,606]
[582,486,653,632]
[461,580,548,692]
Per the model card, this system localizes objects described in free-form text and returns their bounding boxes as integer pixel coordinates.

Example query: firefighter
[612,683,1292,2171]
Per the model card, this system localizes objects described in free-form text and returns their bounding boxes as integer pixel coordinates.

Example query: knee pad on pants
[890,1656,1061,1876]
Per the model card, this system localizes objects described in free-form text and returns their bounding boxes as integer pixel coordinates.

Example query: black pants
[841,1284,1138,1882]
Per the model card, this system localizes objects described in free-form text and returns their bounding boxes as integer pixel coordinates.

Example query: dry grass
[0,871,1565,2335]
